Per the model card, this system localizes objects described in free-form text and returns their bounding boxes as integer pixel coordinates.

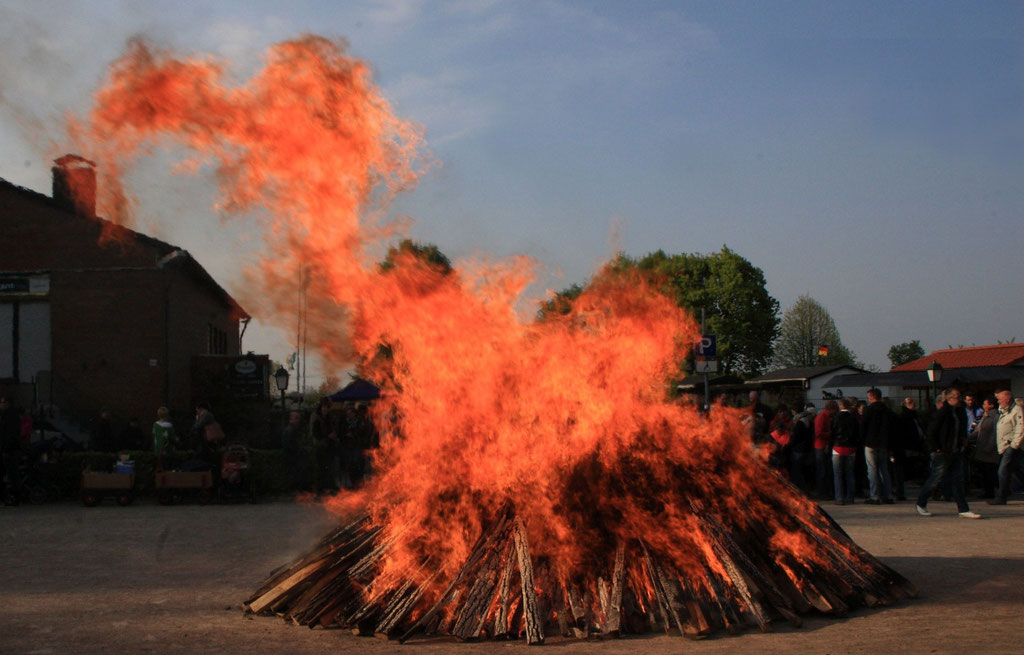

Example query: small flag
[817,345,829,357]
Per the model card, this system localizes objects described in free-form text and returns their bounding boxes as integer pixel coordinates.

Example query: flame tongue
[70,35,915,639]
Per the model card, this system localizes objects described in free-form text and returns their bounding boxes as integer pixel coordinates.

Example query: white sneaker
[958,511,982,519]
[915,505,932,516]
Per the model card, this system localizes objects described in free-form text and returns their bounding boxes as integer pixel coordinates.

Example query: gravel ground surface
[2,492,1022,655]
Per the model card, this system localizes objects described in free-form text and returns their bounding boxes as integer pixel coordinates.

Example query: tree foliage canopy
[537,283,585,321]
[540,246,780,376]
[773,295,860,368]
[379,238,453,275]
[887,340,925,368]
[366,239,454,386]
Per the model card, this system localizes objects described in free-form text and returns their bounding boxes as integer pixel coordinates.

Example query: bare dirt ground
[2,491,1022,655]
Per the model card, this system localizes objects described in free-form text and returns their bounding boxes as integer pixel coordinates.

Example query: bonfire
[65,35,915,643]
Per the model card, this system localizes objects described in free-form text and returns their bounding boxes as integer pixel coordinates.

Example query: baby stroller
[219,443,256,503]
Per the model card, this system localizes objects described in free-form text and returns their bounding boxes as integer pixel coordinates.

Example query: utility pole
[296,264,302,402]
[702,308,709,412]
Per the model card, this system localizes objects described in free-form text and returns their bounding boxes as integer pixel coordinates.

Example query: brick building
[0,155,253,434]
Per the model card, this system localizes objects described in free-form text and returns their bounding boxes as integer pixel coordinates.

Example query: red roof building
[892,343,1024,371]
[821,343,1024,404]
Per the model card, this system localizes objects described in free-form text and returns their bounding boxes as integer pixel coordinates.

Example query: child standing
[153,407,174,470]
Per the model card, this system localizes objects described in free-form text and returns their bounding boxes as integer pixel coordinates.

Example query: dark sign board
[229,357,268,398]
[0,279,29,294]
[0,276,49,296]
[191,354,270,402]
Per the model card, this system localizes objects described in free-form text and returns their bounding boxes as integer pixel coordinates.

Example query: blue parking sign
[696,334,716,357]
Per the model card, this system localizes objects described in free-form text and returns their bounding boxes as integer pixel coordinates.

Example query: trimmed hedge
[53,448,291,498]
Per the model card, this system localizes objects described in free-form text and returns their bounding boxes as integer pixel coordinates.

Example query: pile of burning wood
[245,490,916,643]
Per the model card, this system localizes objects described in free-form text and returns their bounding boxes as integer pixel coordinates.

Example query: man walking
[988,389,1023,505]
[916,389,981,518]
[861,389,894,504]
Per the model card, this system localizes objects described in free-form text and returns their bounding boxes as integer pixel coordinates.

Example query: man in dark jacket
[90,409,114,452]
[915,388,980,518]
[830,397,859,505]
[789,405,816,492]
[746,391,771,444]
[972,397,1001,499]
[861,389,894,504]
[1,397,23,505]
[892,398,921,501]
[311,398,340,493]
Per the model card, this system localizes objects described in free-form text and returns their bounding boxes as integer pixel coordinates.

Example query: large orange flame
[68,35,867,629]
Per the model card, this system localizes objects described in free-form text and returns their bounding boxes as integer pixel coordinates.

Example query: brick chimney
[52,154,97,217]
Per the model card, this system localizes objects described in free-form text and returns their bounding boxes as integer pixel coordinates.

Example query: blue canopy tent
[329,378,381,402]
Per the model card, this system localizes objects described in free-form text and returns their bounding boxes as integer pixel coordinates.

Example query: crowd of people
[0,395,381,504]
[7,385,1024,509]
[748,387,1024,519]
[283,398,379,495]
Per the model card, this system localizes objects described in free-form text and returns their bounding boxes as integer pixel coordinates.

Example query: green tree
[363,239,454,387]
[541,246,780,376]
[537,283,585,320]
[627,247,780,376]
[773,295,860,368]
[379,238,452,275]
[887,340,925,368]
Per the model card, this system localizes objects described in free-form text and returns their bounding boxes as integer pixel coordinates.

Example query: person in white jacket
[988,389,1024,505]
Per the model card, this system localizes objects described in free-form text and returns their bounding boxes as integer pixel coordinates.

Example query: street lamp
[925,361,943,404]
[274,366,290,414]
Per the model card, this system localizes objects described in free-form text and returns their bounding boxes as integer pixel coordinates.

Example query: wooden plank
[512,517,544,645]
[246,514,371,604]
[283,563,350,624]
[699,528,772,632]
[597,577,610,628]
[453,530,512,640]
[247,558,330,614]
[639,540,674,635]
[567,586,587,638]
[398,508,513,643]
[654,561,689,636]
[677,574,712,638]
[604,542,626,636]
[492,543,516,639]
[376,573,436,638]
[555,588,570,638]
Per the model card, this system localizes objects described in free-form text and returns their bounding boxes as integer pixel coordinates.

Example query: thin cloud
[363,0,426,32]
[386,67,497,146]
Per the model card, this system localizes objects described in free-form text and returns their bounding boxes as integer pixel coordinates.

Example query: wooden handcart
[80,471,135,507]
[155,470,213,505]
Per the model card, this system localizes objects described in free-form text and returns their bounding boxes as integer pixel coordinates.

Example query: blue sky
[1,1,1022,385]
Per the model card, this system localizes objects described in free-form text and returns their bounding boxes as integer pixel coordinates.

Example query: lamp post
[274,366,290,415]
[925,361,943,404]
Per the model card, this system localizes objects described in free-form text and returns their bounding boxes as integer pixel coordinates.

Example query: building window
[208,323,228,355]
[1,300,51,382]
